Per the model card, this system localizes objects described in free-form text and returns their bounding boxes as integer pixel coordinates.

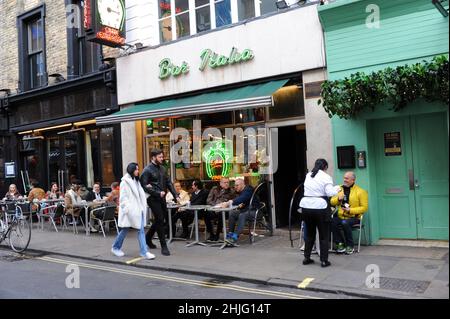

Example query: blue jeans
[331,215,359,247]
[112,213,148,256]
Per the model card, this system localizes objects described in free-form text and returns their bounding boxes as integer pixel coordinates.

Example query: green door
[372,112,449,240]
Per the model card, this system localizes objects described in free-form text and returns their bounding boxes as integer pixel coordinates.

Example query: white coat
[118,173,148,229]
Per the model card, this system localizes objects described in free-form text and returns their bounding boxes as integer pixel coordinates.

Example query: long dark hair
[311,158,328,178]
[126,162,139,181]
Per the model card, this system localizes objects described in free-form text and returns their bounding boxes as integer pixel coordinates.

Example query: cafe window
[18,5,47,91]
[195,0,211,32]
[259,0,277,15]
[146,119,170,135]
[238,0,255,21]
[215,0,232,27]
[269,85,305,120]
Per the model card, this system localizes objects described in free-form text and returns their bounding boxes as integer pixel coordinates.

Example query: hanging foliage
[318,55,449,119]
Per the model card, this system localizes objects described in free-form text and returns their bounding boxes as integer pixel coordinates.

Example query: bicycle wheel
[8,218,31,253]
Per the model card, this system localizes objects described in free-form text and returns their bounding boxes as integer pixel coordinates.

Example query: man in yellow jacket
[330,172,368,255]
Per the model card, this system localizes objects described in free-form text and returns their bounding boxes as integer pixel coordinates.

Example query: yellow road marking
[298,277,315,289]
[126,257,144,264]
[36,255,322,299]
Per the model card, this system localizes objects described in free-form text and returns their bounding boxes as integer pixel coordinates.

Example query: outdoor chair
[247,182,273,243]
[90,204,119,237]
[38,204,65,232]
[352,214,366,253]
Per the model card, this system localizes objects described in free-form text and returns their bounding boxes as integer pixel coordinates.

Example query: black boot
[161,242,171,256]
[146,229,157,249]
[303,258,315,265]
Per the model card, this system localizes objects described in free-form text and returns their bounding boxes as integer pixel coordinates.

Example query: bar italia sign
[158,47,254,80]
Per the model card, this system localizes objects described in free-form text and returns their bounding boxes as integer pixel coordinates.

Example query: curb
[1,246,401,299]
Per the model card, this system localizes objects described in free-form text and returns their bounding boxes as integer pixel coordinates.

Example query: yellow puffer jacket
[330,184,368,220]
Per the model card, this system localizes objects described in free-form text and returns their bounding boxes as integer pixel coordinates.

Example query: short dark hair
[30,179,39,187]
[192,179,203,189]
[111,182,119,189]
[150,148,163,158]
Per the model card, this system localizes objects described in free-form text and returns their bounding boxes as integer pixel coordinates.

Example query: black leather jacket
[140,162,178,200]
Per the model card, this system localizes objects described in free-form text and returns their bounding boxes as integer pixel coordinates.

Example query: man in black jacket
[173,179,209,238]
[140,148,179,256]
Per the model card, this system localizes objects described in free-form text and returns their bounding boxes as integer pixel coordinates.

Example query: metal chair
[352,214,366,253]
[38,204,65,232]
[90,205,119,237]
[248,182,273,243]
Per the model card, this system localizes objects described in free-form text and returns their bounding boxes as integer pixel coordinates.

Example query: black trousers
[301,208,331,262]
[204,211,223,235]
[171,210,199,235]
[146,198,168,246]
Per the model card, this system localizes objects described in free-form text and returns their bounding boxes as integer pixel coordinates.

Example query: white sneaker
[111,248,125,257]
[90,226,99,233]
[142,252,156,260]
[300,244,305,251]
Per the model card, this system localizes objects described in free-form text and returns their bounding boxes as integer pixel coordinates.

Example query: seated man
[27,180,46,212]
[167,181,190,238]
[204,177,236,241]
[221,178,259,244]
[330,171,368,255]
[85,182,105,202]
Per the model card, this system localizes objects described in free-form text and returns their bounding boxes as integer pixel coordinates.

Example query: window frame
[66,0,103,79]
[17,4,47,92]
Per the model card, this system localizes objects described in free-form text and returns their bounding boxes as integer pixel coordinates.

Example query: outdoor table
[185,205,211,247]
[73,200,104,235]
[207,205,240,249]
[166,203,186,244]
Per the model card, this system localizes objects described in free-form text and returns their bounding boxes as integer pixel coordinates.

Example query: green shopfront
[319,0,449,243]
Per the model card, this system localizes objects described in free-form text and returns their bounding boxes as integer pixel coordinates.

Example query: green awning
[96,79,289,124]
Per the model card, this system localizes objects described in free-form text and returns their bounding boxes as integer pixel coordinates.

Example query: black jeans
[301,208,331,262]
[172,210,199,235]
[204,211,223,235]
[146,197,168,246]
[331,215,359,247]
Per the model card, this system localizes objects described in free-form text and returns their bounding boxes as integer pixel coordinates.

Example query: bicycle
[0,202,32,253]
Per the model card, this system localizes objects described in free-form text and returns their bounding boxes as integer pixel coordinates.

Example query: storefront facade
[98,3,334,228]
[319,0,449,243]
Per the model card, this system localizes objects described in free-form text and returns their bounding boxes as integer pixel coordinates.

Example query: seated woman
[28,180,46,211]
[46,182,63,200]
[166,181,190,238]
[3,184,22,200]
[64,184,83,225]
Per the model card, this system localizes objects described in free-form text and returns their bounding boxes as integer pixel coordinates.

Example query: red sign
[83,0,91,29]
[96,27,125,46]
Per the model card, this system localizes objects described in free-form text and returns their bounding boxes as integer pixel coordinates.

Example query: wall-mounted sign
[202,141,232,180]
[84,0,126,48]
[159,47,254,80]
[5,162,15,178]
[384,132,402,156]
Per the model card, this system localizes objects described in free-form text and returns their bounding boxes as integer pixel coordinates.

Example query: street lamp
[432,0,449,17]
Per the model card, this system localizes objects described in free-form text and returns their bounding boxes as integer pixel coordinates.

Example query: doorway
[370,112,449,240]
[272,124,307,227]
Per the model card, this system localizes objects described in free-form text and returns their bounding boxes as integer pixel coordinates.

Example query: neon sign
[203,141,232,180]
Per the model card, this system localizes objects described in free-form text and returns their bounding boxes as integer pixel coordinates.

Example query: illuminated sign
[203,141,232,180]
[85,0,126,48]
[158,47,254,80]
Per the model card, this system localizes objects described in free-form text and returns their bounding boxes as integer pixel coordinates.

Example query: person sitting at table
[64,184,83,226]
[85,182,105,202]
[3,184,22,200]
[27,179,46,212]
[220,178,259,244]
[106,182,120,213]
[166,181,190,238]
[46,182,62,200]
[204,177,236,242]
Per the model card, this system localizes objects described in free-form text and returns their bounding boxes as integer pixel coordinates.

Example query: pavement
[4,223,449,299]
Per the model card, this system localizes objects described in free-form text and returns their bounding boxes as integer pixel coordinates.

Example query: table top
[184,204,212,210]
[207,205,239,212]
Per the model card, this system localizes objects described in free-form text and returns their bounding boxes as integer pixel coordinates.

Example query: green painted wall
[319,0,449,244]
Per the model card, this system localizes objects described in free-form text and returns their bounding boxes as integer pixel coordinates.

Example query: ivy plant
[318,55,449,119]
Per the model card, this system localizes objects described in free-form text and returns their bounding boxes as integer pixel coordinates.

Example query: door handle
[408,169,415,190]
[414,179,420,189]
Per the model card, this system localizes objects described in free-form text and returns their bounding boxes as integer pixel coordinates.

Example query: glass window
[235,108,265,124]
[29,52,45,88]
[238,0,255,21]
[270,85,305,119]
[174,117,194,130]
[195,0,211,33]
[259,0,277,15]
[199,111,233,127]
[100,127,115,187]
[159,0,171,18]
[146,119,170,135]
[159,17,173,43]
[27,18,45,89]
[175,11,190,39]
[215,0,231,28]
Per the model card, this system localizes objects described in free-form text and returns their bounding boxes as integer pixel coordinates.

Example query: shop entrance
[370,112,449,240]
[272,124,307,227]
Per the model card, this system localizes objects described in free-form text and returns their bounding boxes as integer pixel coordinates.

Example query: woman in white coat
[111,163,155,260]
